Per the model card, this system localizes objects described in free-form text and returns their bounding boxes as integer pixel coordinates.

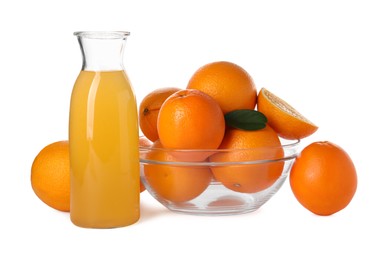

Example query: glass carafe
[69,31,140,228]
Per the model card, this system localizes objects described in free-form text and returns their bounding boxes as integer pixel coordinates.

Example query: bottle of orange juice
[69,31,140,228]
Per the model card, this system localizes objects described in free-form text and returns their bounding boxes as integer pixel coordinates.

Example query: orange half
[257,88,318,140]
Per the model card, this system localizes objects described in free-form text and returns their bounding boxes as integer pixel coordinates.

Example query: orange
[31,141,70,212]
[157,89,225,154]
[210,125,284,193]
[139,87,181,141]
[290,141,357,216]
[143,140,213,203]
[139,136,153,192]
[257,88,318,140]
[187,61,257,114]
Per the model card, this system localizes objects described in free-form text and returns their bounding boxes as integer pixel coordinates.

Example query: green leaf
[225,109,267,131]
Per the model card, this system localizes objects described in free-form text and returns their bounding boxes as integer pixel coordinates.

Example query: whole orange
[157,89,225,153]
[187,61,257,114]
[139,87,181,141]
[31,141,70,212]
[210,125,284,193]
[290,141,357,216]
[143,140,213,203]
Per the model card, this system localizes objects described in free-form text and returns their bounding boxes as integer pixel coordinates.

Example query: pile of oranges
[139,61,357,215]
[31,61,357,217]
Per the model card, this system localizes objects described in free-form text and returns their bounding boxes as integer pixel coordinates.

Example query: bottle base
[70,214,140,229]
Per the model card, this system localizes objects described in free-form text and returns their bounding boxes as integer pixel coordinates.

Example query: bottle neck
[75,31,129,71]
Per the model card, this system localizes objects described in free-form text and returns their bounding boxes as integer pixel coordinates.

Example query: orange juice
[69,70,139,228]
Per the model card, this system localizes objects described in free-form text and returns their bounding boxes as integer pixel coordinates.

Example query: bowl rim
[139,138,300,166]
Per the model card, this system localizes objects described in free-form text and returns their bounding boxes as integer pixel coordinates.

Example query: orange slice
[257,88,318,140]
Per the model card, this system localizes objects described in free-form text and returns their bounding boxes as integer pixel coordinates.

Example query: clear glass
[69,31,140,228]
[74,31,130,71]
[140,138,300,215]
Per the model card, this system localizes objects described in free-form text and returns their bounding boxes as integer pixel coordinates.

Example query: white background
[1,0,387,259]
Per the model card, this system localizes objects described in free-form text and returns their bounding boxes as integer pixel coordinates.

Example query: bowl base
[154,173,288,216]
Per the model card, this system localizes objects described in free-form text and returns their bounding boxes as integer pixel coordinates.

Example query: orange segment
[257,88,318,140]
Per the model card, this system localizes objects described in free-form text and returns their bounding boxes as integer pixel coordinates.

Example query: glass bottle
[69,31,140,228]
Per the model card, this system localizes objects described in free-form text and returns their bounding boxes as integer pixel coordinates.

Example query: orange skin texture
[187,61,257,114]
[157,89,225,161]
[210,125,284,193]
[31,141,70,212]
[257,88,318,140]
[139,87,181,142]
[290,141,357,216]
[143,141,213,203]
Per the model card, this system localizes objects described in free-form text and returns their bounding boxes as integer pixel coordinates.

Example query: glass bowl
[139,138,300,216]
